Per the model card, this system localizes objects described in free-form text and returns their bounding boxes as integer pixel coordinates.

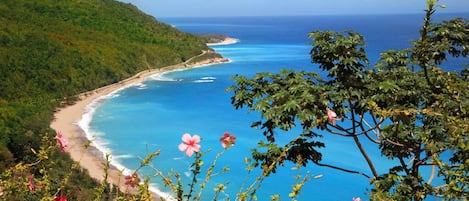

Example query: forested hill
[0,0,210,100]
[0,1,212,198]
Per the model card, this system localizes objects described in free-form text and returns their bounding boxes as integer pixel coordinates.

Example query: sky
[118,0,469,17]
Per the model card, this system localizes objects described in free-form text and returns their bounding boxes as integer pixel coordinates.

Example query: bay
[84,13,468,200]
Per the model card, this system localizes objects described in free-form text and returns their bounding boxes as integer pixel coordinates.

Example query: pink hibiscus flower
[219,132,236,148]
[178,133,201,157]
[352,197,361,201]
[28,175,35,191]
[55,130,67,152]
[54,195,67,201]
[326,107,339,126]
[124,172,141,188]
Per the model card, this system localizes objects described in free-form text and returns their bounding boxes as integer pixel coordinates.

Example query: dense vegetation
[0,0,213,199]
[229,1,468,200]
[198,34,231,44]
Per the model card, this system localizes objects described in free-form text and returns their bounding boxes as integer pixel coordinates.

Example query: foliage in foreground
[1,130,322,201]
[228,1,468,200]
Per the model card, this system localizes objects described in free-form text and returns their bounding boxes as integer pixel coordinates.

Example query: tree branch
[349,100,379,178]
[324,127,355,137]
[398,156,411,175]
[427,164,436,185]
[313,161,372,179]
[360,114,385,138]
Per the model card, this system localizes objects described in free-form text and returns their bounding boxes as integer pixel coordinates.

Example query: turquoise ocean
[80,14,468,200]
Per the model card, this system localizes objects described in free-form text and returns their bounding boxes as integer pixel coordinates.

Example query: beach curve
[49,37,237,200]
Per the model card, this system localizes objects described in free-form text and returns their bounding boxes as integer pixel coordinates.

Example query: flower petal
[326,108,338,125]
[327,108,337,119]
[185,148,194,157]
[181,133,192,143]
[192,144,201,152]
[192,135,201,143]
[178,143,188,151]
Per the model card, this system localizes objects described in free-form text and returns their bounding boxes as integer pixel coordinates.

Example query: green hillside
[0,0,215,199]
[0,0,210,100]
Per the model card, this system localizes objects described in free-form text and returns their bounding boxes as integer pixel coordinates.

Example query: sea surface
[81,13,469,200]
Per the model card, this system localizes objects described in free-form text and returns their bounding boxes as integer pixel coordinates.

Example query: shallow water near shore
[83,14,468,200]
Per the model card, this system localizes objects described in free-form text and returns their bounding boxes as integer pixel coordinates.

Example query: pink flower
[28,175,35,191]
[352,197,361,201]
[124,173,141,188]
[219,132,236,148]
[55,130,67,152]
[54,195,67,201]
[326,107,339,126]
[178,133,201,157]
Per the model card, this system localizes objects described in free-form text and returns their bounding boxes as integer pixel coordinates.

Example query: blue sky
[119,0,469,17]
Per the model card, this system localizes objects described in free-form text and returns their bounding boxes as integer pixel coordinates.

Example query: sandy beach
[207,37,239,46]
[49,38,234,200]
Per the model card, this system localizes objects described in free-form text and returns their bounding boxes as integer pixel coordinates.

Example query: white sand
[50,43,235,200]
[207,37,239,46]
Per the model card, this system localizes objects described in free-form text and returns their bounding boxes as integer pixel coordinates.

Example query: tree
[228,1,468,200]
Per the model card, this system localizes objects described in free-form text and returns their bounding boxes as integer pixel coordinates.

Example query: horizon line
[156,11,469,19]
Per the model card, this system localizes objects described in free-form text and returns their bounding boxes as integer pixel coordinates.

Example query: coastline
[49,38,236,200]
[207,37,239,46]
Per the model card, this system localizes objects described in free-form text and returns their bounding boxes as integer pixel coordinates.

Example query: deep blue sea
[82,14,469,200]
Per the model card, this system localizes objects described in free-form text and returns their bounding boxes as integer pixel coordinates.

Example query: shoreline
[49,38,236,200]
[207,37,239,46]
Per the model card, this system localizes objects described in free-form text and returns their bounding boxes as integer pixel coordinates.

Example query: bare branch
[360,113,385,137]
[349,99,379,178]
[313,161,372,179]
[382,138,405,147]
[427,164,436,185]
[324,127,355,137]
[363,132,381,144]
[398,156,411,175]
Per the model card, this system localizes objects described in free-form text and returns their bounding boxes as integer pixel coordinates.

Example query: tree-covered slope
[0,1,213,198]
[0,0,209,100]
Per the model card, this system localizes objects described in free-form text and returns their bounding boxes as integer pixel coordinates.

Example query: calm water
[82,14,469,200]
